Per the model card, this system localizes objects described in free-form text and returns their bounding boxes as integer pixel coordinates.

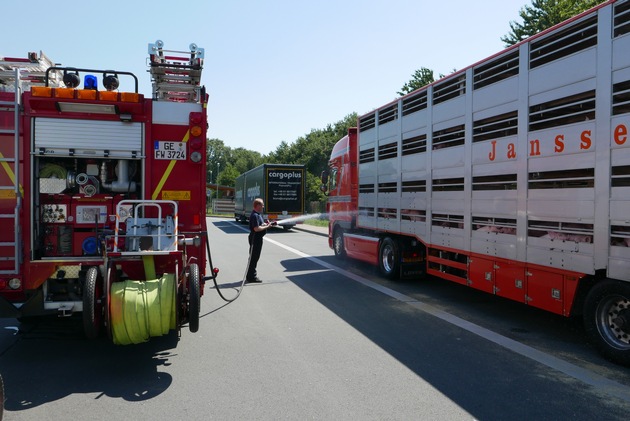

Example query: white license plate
[154,141,186,160]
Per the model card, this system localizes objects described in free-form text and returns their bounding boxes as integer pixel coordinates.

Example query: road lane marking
[226,220,630,402]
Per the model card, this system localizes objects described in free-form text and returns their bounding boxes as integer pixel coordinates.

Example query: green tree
[306,172,326,204]
[268,114,356,170]
[231,147,263,174]
[207,114,357,203]
[206,138,229,184]
[267,113,357,202]
[398,67,444,96]
[217,163,240,189]
[206,139,263,191]
[501,0,605,46]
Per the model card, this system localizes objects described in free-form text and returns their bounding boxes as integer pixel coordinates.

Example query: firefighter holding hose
[246,198,276,283]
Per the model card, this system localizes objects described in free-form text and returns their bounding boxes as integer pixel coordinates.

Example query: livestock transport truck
[234,164,306,230]
[0,41,212,343]
[321,0,630,365]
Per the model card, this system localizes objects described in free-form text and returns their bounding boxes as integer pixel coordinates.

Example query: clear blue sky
[3,0,529,155]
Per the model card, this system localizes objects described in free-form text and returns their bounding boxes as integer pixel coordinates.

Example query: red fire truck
[0,40,211,343]
[322,0,630,365]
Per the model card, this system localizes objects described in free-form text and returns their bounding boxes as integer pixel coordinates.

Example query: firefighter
[246,198,276,283]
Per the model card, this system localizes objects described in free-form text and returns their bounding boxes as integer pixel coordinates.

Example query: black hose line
[204,232,250,303]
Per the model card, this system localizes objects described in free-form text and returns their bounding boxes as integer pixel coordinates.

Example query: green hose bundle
[110,274,177,345]
[39,163,68,179]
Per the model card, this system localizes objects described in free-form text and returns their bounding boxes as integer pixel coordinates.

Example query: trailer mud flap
[0,289,46,318]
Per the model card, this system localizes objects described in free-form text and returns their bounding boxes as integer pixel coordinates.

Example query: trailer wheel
[584,280,630,366]
[83,266,103,339]
[333,228,346,258]
[188,263,201,333]
[379,237,400,279]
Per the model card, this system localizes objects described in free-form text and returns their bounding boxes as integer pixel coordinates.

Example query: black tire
[283,225,294,231]
[583,280,630,366]
[333,228,346,258]
[83,266,103,339]
[188,263,201,333]
[378,237,400,279]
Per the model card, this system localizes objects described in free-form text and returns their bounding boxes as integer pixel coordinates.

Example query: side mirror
[320,170,329,184]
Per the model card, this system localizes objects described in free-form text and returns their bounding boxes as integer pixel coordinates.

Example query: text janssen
[486,122,628,161]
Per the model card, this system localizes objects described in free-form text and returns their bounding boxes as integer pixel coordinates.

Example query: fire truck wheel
[583,280,630,366]
[104,263,118,340]
[379,237,400,280]
[83,266,103,339]
[333,228,346,258]
[188,263,201,333]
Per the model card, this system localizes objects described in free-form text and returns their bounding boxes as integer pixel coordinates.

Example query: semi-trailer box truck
[235,164,306,230]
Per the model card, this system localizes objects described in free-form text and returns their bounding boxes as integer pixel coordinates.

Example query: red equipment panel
[526,268,564,315]
[468,257,495,294]
[494,261,527,304]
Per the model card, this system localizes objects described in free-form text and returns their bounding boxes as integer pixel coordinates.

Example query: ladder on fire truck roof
[0,51,62,91]
[147,40,204,103]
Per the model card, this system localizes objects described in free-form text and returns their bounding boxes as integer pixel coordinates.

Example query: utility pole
[216,162,220,202]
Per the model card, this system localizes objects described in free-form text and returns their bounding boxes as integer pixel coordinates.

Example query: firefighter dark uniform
[246,198,274,282]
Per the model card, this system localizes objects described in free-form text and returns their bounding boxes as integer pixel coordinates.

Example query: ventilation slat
[432,124,465,149]
[530,16,597,68]
[473,51,519,90]
[433,75,466,104]
[614,0,630,37]
[473,111,518,143]
[402,91,428,116]
[529,90,595,131]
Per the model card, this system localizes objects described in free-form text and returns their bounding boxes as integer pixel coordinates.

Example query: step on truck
[234,164,306,230]
[321,0,630,365]
[0,40,213,343]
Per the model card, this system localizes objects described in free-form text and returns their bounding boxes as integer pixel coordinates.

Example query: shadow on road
[211,220,247,235]
[0,316,177,412]
[283,265,630,420]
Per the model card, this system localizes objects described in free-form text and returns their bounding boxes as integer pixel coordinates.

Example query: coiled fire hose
[109,273,176,345]
[108,230,249,345]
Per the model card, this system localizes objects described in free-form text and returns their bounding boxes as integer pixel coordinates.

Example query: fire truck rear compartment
[35,156,140,259]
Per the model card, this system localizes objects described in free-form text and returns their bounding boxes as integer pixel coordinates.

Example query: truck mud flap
[0,298,20,318]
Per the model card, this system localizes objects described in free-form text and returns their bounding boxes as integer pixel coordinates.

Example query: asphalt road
[0,217,629,420]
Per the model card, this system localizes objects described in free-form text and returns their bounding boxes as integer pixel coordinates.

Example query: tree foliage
[206,138,229,184]
[217,163,241,187]
[267,113,357,202]
[398,67,439,96]
[206,138,263,197]
[501,0,605,46]
[206,113,356,202]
